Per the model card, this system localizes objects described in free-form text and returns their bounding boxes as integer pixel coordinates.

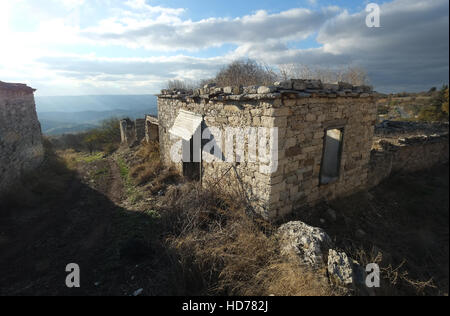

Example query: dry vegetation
[376,85,449,122]
[119,142,334,296]
[49,118,122,154]
[159,181,334,296]
[129,142,180,194]
[2,134,448,296]
[278,64,370,85]
[289,164,449,296]
[166,59,370,90]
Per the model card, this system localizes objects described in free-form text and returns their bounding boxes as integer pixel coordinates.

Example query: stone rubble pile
[375,120,449,137]
[160,79,374,101]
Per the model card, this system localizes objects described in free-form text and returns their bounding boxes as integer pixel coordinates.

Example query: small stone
[257,86,276,94]
[133,288,144,296]
[223,86,233,94]
[292,79,307,91]
[326,208,337,222]
[356,229,366,239]
[203,83,216,89]
[306,80,323,90]
[243,86,259,94]
[338,82,353,90]
[323,83,339,91]
[274,80,293,90]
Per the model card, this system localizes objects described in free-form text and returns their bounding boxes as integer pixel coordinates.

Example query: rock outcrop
[277,221,333,268]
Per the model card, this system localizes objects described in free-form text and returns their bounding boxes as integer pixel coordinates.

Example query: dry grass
[247,261,333,296]
[130,160,163,185]
[290,164,449,296]
[160,181,334,296]
[128,142,180,192]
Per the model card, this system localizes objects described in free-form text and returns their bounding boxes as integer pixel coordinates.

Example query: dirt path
[106,159,124,204]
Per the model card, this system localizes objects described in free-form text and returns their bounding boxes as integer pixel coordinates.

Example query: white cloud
[82,7,340,51]
[0,0,448,95]
[124,0,185,16]
[52,0,85,10]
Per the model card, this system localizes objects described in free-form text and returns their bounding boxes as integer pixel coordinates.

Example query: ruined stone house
[0,81,44,194]
[157,80,378,219]
[120,115,159,146]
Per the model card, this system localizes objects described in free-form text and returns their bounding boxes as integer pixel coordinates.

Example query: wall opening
[183,136,201,181]
[320,128,344,185]
[146,120,159,142]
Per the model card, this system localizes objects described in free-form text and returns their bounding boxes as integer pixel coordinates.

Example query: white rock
[257,86,276,94]
[327,250,354,286]
[278,221,333,268]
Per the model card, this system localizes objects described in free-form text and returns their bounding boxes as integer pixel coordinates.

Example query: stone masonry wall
[368,131,449,188]
[145,115,159,142]
[0,81,44,194]
[158,80,377,219]
[269,95,376,218]
[120,118,135,145]
[120,118,146,146]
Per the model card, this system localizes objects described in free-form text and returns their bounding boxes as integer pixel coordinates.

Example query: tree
[278,64,370,85]
[418,85,449,122]
[84,132,101,154]
[214,59,278,87]
[166,79,196,90]
[442,87,449,115]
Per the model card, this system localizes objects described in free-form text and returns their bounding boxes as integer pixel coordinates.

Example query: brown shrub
[129,142,180,193]
[131,160,163,186]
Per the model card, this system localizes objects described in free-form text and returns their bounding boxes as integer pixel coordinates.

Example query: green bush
[418,85,449,122]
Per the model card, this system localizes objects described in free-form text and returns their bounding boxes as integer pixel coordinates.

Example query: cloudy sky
[0,0,448,96]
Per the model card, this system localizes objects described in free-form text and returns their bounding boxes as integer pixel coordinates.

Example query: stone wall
[158,80,377,219]
[368,123,449,188]
[120,118,135,145]
[135,119,146,143]
[0,81,44,194]
[145,115,159,142]
[120,118,147,146]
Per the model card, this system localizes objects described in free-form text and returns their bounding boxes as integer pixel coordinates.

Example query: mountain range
[36,95,158,135]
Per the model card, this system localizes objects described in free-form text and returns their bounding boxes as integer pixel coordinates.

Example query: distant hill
[35,95,158,135]
[35,95,157,113]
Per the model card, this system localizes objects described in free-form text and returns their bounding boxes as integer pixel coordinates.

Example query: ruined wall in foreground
[0,81,44,194]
